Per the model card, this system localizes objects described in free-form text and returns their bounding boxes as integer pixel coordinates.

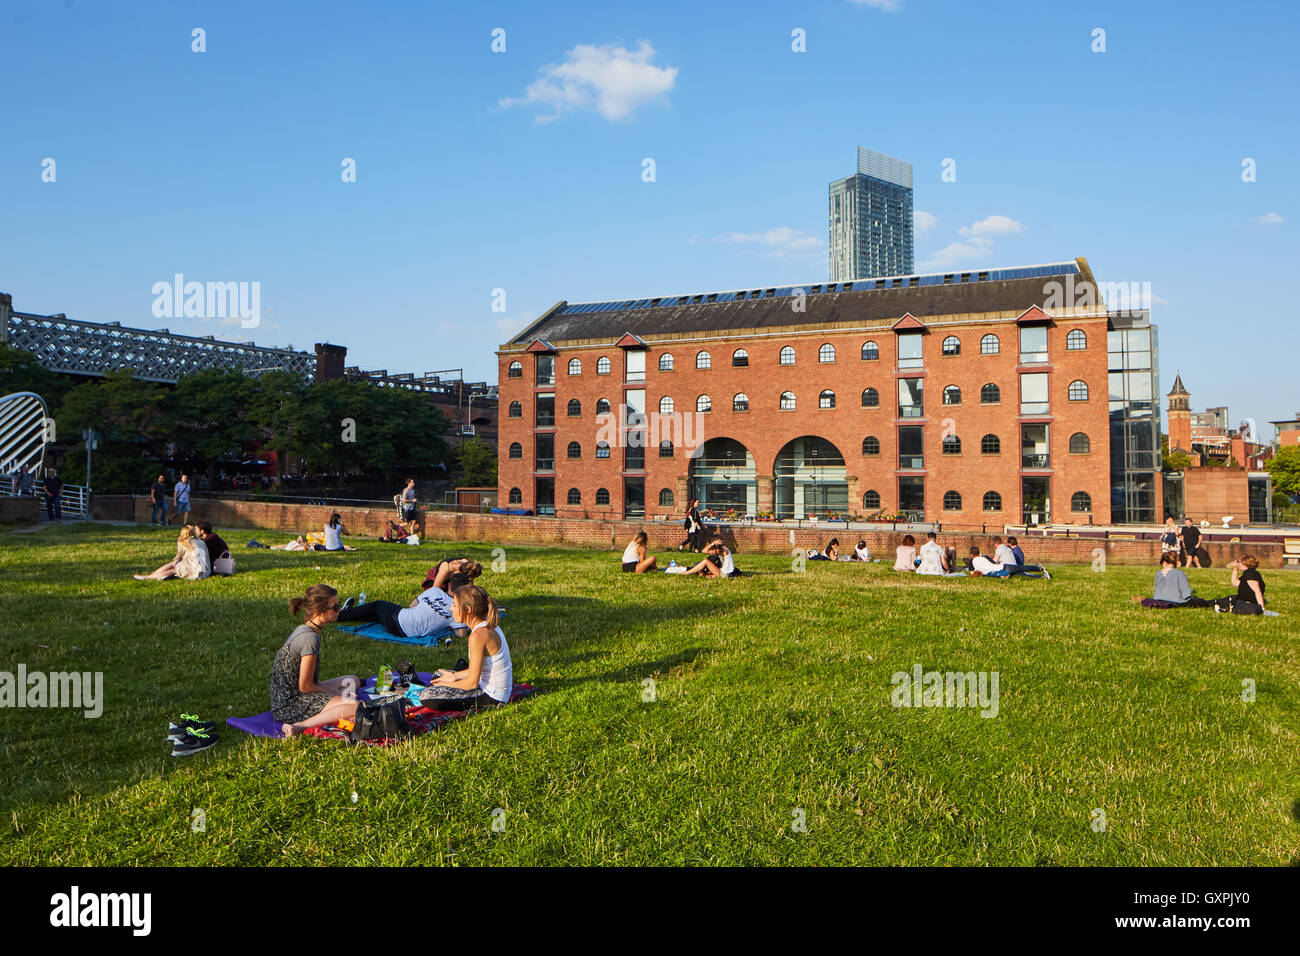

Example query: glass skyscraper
[828,147,914,280]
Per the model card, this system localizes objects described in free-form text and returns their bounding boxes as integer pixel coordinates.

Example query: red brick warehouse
[497,258,1161,530]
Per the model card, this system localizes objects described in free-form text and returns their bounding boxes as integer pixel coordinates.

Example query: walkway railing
[0,476,91,517]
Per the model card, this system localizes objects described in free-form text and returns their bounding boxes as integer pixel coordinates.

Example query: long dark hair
[328,512,342,528]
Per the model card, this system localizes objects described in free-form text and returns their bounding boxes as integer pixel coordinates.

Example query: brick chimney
[314,343,347,381]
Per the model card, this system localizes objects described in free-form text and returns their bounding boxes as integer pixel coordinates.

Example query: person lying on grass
[967,546,1050,579]
[336,570,473,639]
[268,535,311,552]
[622,530,658,572]
[424,558,483,592]
[322,513,358,551]
[133,524,212,580]
[274,584,359,738]
[418,584,513,711]
[1131,551,1216,608]
[680,539,738,578]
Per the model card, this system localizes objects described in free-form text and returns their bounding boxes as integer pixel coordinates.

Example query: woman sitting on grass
[418,584,513,711]
[1206,554,1271,615]
[380,518,420,543]
[1132,552,1215,608]
[322,513,358,551]
[808,537,839,561]
[133,524,212,580]
[622,530,658,573]
[681,539,738,578]
[893,534,917,571]
[273,584,359,737]
[851,539,871,562]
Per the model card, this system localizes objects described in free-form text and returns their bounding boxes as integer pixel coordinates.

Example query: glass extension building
[828,147,914,281]
[1107,310,1161,524]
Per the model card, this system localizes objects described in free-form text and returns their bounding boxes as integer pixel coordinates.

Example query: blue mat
[336,622,453,646]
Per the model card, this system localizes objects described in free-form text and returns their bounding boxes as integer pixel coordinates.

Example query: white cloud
[913,210,937,238]
[496,314,533,337]
[849,0,901,11]
[499,40,678,123]
[708,226,827,259]
[958,215,1025,238]
[1251,212,1284,225]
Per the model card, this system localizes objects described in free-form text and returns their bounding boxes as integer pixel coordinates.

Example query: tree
[246,370,308,480]
[453,437,497,487]
[168,369,263,485]
[1161,436,1191,473]
[0,343,67,405]
[1266,446,1300,497]
[57,370,169,493]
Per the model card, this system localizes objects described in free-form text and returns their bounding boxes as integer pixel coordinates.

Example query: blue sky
[2,0,1295,436]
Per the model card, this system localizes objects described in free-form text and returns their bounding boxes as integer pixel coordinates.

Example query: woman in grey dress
[271,584,359,737]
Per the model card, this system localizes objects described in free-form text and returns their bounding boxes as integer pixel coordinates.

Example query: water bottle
[358,591,367,605]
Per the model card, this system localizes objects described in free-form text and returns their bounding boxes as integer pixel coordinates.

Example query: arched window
[508,401,522,418]
[983,491,1002,512]
[696,351,711,370]
[1066,329,1087,350]
[780,346,796,365]
[508,487,522,504]
[733,393,749,412]
[819,389,836,409]
[862,341,879,361]
[862,489,881,509]
[566,441,581,459]
[819,343,836,363]
[596,397,611,415]
[507,361,522,378]
[780,391,796,410]
[980,383,1000,404]
[596,356,610,375]
[980,334,1000,355]
[862,436,880,456]
[732,349,749,367]
[943,385,962,406]
[696,394,712,413]
[659,440,674,458]
[1068,380,1089,401]
[942,336,961,356]
[567,488,581,505]
[659,396,674,415]
[595,488,610,506]
[981,434,1001,455]
[568,358,582,375]
[567,398,582,417]
[943,435,962,455]
[508,442,522,459]
[596,442,610,459]
[861,387,879,408]
[1069,432,1091,454]
[1072,491,1092,513]
[659,488,675,507]
[943,490,962,511]
[659,353,674,371]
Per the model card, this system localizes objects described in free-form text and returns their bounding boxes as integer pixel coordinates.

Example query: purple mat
[227,671,435,739]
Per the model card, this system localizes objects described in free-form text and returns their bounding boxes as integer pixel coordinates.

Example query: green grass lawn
[1,522,1296,866]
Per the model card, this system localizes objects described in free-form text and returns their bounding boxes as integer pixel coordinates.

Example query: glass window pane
[897,378,924,418]
[898,334,923,369]
[1020,373,1049,415]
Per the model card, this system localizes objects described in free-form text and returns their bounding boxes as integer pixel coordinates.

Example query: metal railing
[0,476,91,517]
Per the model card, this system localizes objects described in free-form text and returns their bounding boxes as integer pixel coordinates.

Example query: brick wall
[1183,467,1250,526]
[93,495,1289,567]
[0,496,40,523]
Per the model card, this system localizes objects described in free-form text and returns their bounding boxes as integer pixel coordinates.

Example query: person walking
[172,474,192,525]
[399,478,418,524]
[149,474,169,525]
[1179,517,1202,568]
[42,468,64,522]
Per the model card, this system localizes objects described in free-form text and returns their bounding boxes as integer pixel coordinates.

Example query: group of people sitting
[1135,552,1274,615]
[806,538,872,562]
[271,568,512,738]
[133,523,232,580]
[622,530,741,578]
[891,533,1050,579]
[249,514,360,552]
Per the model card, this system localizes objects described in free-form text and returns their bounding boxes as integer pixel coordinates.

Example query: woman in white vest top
[622,530,658,573]
[419,584,513,710]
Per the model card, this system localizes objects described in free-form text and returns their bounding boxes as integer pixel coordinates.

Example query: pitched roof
[506,260,1093,347]
[1167,372,1189,396]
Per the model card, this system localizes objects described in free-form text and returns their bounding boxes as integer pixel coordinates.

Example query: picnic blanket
[226,671,537,746]
[335,607,507,646]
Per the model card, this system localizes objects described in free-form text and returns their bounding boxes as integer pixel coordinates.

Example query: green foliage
[56,371,170,492]
[0,343,68,405]
[1265,446,1300,496]
[170,369,263,482]
[1160,436,1191,472]
[453,437,498,487]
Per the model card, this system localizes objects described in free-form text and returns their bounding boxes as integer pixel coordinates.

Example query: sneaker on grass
[171,727,219,757]
[168,715,217,741]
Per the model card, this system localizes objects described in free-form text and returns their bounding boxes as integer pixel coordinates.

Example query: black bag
[350,698,412,742]
[683,517,691,530]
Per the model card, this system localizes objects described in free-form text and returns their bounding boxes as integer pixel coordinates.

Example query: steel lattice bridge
[4,310,316,383]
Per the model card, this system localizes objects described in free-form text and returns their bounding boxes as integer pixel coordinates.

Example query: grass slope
[0,523,1296,865]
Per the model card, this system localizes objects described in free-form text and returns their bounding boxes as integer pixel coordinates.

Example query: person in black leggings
[337,571,473,637]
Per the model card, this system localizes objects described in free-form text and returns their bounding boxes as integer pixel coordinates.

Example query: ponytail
[453,584,499,631]
[290,584,338,619]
